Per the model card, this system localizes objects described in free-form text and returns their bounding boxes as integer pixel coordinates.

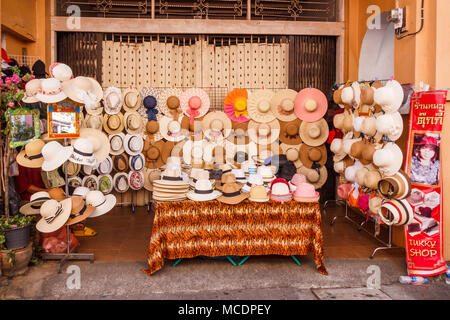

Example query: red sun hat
[294,88,328,123]
[417,136,438,147]
[1,48,13,63]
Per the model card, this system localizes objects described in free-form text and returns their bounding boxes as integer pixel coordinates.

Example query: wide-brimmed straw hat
[86,190,117,218]
[330,138,346,162]
[50,63,73,82]
[22,79,42,103]
[128,171,145,190]
[157,88,184,120]
[247,89,275,123]
[104,87,123,115]
[298,166,328,189]
[373,143,403,177]
[41,141,74,172]
[217,182,249,205]
[248,119,280,145]
[223,88,250,123]
[36,199,72,233]
[113,172,129,193]
[160,116,186,142]
[280,143,303,169]
[16,139,45,168]
[202,111,232,141]
[66,196,96,226]
[270,89,297,122]
[98,174,113,194]
[187,179,221,201]
[36,78,67,104]
[299,144,327,168]
[180,88,210,124]
[144,140,167,169]
[299,119,329,147]
[62,76,103,105]
[75,128,110,163]
[103,113,125,135]
[278,119,302,145]
[20,191,51,216]
[294,87,327,123]
[122,87,141,112]
[227,121,250,145]
[124,110,144,134]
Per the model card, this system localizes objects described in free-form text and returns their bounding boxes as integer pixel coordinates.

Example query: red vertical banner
[404,90,448,276]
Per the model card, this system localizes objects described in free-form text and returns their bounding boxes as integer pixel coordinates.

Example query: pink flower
[8,102,14,107]
[11,74,20,83]
[11,225,17,229]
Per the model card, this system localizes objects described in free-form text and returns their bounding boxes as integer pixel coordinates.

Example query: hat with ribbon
[124,134,144,156]
[216,178,249,205]
[22,79,42,104]
[20,191,52,216]
[112,153,129,172]
[124,110,144,135]
[36,78,67,104]
[278,119,302,145]
[299,144,327,169]
[299,119,329,147]
[128,170,145,191]
[103,113,125,135]
[223,88,250,123]
[180,88,210,124]
[247,89,276,123]
[241,173,264,193]
[109,132,126,156]
[98,174,113,194]
[294,87,328,123]
[270,89,297,122]
[122,87,141,112]
[16,139,45,168]
[293,182,320,202]
[113,172,129,193]
[86,190,117,218]
[202,111,232,141]
[157,88,184,120]
[66,196,95,226]
[62,76,103,111]
[129,153,145,172]
[104,87,123,115]
[36,199,72,233]
[248,119,280,145]
[160,116,186,142]
[187,178,222,202]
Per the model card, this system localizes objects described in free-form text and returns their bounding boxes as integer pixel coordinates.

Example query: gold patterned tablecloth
[142,200,328,275]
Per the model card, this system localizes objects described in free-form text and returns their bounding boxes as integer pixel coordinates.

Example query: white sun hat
[50,63,73,82]
[160,116,186,142]
[72,186,90,199]
[41,141,74,172]
[36,78,67,103]
[62,76,103,111]
[85,190,116,218]
[69,138,98,166]
[374,79,404,113]
[373,142,404,177]
[341,81,361,109]
[241,173,264,193]
[376,112,403,141]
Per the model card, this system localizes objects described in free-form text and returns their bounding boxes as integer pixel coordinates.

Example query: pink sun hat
[180,88,210,124]
[293,182,320,202]
[289,173,306,191]
[294,88,328,123]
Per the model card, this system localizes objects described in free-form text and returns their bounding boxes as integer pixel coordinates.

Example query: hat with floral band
[157,88,184,120]
[103,113,125,135]
[128,170,145,191]
[160,116,186,142]
[270,89,298,122]
[109,132,125,156]
[278,119,302,145]
[223,88,250,123]
[299,119,329,147]
[62,76,103,111]
[247,89,275,123]
[104,87,123,115]
[180,88,210,124]
[22,79,42,104]
[294,87,328,123]
[36,198,72,233]
[122,87,141,112]
[124,110,144,135]
[113,172,129,193]
[82,175,99,191]
[36,78,67,104]
[98,174,113,194]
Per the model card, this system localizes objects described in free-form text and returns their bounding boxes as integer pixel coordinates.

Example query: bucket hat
[16,139,45,168]
[223,88,250,123]
[122,87,141,112]
[86,190,117,218]
[22,79,42,103]
[20,191,51,216]
[269,178,292,202]
[128,170,145,190]
[103,113,125,135]
[180,88,211,124]
[98,174,113,194]
[247,89,275,123]
[299,119,329,147]
[157,88,184,120]
[293,182,320,202]
[36,199,72,233]
[104,87,123,115]
[289,173,307,191]
[270,89,297,122]
[109,133,126,156]
[41,141,74,172]
[113,172,129,193]
[66,196,95,226]
[187,179,221,201]
[36,78,67,103]
[112,153,129,172]
[62,76,103,110]
[248,119,280,145]
[294,87,327,123]
[278,119,302,145]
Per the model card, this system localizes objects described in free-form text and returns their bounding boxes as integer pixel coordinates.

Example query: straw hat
[299,119,329,147]
[16,139,45,168]
[22,79,42,103]
[248,119,280,145]
[270,89,297,122]
[104,87,123,115]
[278,119,302,145]
[299,144,327,168]
[333,112,345,130]
[248,185,269,202]
[76,128,110,163]
[82,175,99,191]
[122,87,141,111]
[269,178,292,202]
[103,113,125,135]
[379,199,414,226]
[361,116,377,137]
[112,153,129,172]
[333,84,346,109]
[157,88,183,118]
[374,79,404,113]
[378,169,412,200]
[355,167,369,187]
[373,143,403,177]
[128,170,145,191]
[98,174,113,194]
[109,133,126,156]
[341,81,361,109]
[293,182,320,202]
[364,170,382,190]
[113,172,129,193]
[202,111,232,141]
[145,140,167,169]
[280,143,303,169]
[144,120,163,143]
[66,196,95,226]
[223,88,250,123]
[20,191,51,216]
[342,109,354,132]
[69,138,97,166]
[298,166,328,189]
[143,168,161,191]
[247,89,275,123]
[376,112,403,141]
[330,138,346,162]
[160,116,186,142]
[187,179,221,201]
[217,182,249,205]
[83,114,103,130]
[42,141,74,172]
[180,88,211,124]
[123,134,143,156]
[62,76,103,110]
[124,110,144,135]
[36,199,72,233]
[36,78,67,104]
[86,190,117,218]
[294,87,328,123]
[334,156,355,174]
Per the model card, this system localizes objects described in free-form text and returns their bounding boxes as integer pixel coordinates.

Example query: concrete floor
[1,205,449,300]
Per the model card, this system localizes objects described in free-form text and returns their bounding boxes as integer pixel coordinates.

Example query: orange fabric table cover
[142,200,328,275]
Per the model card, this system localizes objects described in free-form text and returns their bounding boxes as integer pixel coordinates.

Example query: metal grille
[7,55,41,68]
[56,0,337,21]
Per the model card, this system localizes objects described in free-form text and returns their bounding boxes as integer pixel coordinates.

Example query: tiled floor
[77,203,405,262]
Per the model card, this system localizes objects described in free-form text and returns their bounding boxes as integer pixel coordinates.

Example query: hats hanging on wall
[113,172,129,193]
[123,134,143,156]
[143,168,161,192]
[298,166,328,189]
[180,88,211,124]
[122,87,141,112]
[299,119,329,147]
[157,88,183,119]
[104,87,123,115]
[294,87,328,123]
[145,140,167,169]
[128,170,145,191]
[248,119,280,145]
[223,88,250,123]
[124,110,144,135]
[129,153,145,172]
[97,156,113,175]
[83,114,103,130]
[374,79,404,114]
[98,174,113,194]
[103,113,125,135]
[112,153,129,172]
[278,118,302,145]
[82,175,99,191]
[299,144,327,169]
[202,111,232,141]
[160,116,186,142]
[109,132,126,155]
[141,87,160,121]
[62,76,103,111]
[270,89,297,122]
[247,89,275,123]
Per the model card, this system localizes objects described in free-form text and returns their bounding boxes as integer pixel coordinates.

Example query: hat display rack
[325,78,408,259]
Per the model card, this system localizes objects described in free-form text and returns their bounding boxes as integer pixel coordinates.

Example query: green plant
[0,215,36,250]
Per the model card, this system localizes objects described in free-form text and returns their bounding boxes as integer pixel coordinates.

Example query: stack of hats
[152,158,189,202]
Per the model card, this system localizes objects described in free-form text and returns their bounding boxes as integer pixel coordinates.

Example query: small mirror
[6,107,41,149]
[47,100,81,139]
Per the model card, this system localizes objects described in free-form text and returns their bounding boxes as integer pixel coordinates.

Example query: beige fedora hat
[299,119,329,147]
[104,86,123,115]
[122,87,141,111]
[270,89,297,122]
[103,113,125,135]
[247,89,276,123]
[20,191,51,216]
[143,168,161,191]
[16,139,45,168]
[124,110,144,135]
[109,132,126,155]
[83,113,103,130]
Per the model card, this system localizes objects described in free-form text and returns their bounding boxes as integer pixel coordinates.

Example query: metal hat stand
[41,139,94,273]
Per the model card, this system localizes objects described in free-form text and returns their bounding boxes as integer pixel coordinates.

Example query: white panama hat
[85,190,116,218]
[187,179,221,201]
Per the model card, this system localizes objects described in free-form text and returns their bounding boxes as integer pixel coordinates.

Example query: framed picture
[5,107,41,149]
[47,100,81,139]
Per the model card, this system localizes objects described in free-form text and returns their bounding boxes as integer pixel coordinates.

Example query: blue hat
[143,96,157,109]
